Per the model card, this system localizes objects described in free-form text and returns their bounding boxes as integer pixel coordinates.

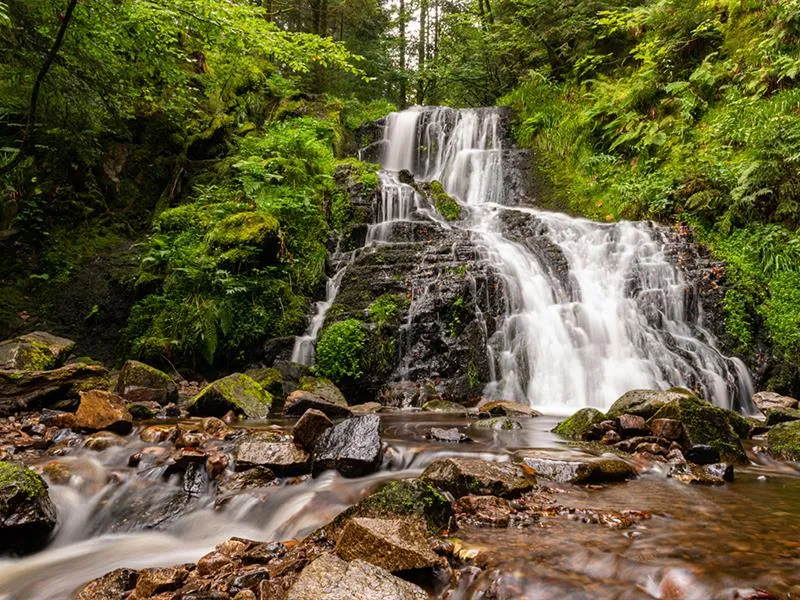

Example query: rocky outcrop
[114,360,177,404]
[0,362,109,416]
[188,373,272,420]
[0,461,57,554]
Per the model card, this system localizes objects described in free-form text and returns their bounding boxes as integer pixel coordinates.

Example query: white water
[291,265,348,365]
[380,107,754,414]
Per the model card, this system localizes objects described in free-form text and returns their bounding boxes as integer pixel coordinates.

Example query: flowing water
[379,107,754,414]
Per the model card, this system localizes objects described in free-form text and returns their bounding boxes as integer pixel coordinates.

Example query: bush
[315,319,368,384]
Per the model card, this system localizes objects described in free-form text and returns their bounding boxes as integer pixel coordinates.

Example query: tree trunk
[399,0,407,107]
[416,0,427,104]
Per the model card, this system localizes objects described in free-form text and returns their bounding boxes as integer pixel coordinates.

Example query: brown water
[0,414,798,599]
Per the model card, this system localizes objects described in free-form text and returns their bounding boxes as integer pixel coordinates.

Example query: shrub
[315,319,368,384]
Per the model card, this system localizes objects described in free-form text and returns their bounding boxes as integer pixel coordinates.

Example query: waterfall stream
[379,107,754,413]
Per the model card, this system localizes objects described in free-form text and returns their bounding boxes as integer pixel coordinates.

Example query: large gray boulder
[313,415,383,477]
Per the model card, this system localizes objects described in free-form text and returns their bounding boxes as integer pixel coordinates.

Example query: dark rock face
[421,457,536,499]
[114,360,177,405]
[313,415,383,477]
[0,461,57,554]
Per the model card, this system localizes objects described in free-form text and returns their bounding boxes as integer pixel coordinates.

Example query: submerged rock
[287,553,427,600]
[767,420,800,461]
[188,373,272,420]
[114,360,178,405]
[334,516,441,571]
[513,451,635,484]
[284,389,352,419]
[606,388,693,420]
[73,390,133,434]
[668,462,734,485]
[421,457,536,499]
[234,433,310,476]
[0,331,75,371]
[552,408,606,440]
[426,427,472,443]
[0,461,57,554]
[453,495,513,527]
[471,416,522,431]
[292,408,333,451]
[313,415,383,477]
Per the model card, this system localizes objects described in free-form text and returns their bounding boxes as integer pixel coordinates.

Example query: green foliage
[367,293,409,328]
[315,318,368,384]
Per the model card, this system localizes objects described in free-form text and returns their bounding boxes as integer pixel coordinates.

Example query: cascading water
[291,264,347,365]
[379,107,755,414]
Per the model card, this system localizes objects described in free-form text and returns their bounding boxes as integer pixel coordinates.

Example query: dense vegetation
[2,0,799,391]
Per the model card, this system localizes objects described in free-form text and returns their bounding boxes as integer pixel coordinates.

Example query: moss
[552,408,606,439]
[17,342,56,371]
[428,181,462,221]
[0,462,48,504]
[188,373,273,419]
[367,293,409,328]
[314,319,368,385]
[246,367,285,397]
[348,479,453,534]
[768,421,800,461]
[422,399,465,414]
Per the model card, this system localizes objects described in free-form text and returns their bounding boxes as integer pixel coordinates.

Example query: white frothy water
[291,264,348,365]
[380,107,754,414]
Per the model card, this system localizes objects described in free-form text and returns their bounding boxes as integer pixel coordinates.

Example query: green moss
[314,319,368,385]
[552,408,606,439]
[429,181,462,221]
[246,367,284,397]
[18,342,56,371]
[188,373,273,419]
[768,421,800,461]
[0,462,48,503]
[367,293,409,328]
[350,479,453,533]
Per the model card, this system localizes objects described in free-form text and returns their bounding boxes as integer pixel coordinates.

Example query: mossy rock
[552,408,606,440]
[299,376,347,407]
[246,367,285,398]
[0,461,57,554]
[428,181,462,221]
[765,407,800,427]
[648,395,746,463]
[0,331,76,371]
[606,388,694,420]
[421,399,466,414]
[114,360,177,405]
[188,373,273,420]
[206,212,281,265]
[767,421,800,461]
[470,416,521,431]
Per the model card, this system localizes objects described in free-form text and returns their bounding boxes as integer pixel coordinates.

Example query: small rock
[126,401,161,420]
[478,400,540,417]
[453,495,512,527]
[202,416,228,436]
[84,431,127,451]
[129,567,187,598]
[206,452,230,479]
[636,442,667,456]
[349,402,382,415]
[421,457,535,498]
[139,425,174,443]
[421,399,467,414]
[552,408,606,440]
[284,390,352,419]
[335,516,441,571]
[114,360,178,405]
[753,391,799,414]
[292,409,333,451]
[73,390,133,434]
[75,568,139,600]
[0,461,57,553]
[669,462,734,485]
[513,451,635,484]
[685,444,721,465]
[197,550,234,577]
[235,434,310,476]
[650,418,683,441]
[313,415,383,477]
[600,430,621,445]
[470,416,521,431]
[426,427,472,443]
[287,553,427,600]
[617,413,648,436]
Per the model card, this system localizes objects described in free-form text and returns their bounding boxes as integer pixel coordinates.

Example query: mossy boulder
[552,408,606,440]
[188,373,273,420]
[765,407,800,427]
[470,416,522,431]
[246,367,285,398]
[114,360,177,405]
[767,421,800,461]
[606,388,694,420]
[298,376,347,407]
[648,395,746,463]
[0,461,57,554]
[206,212,281,265]
[0,331,75,371]
[421,399,466,414]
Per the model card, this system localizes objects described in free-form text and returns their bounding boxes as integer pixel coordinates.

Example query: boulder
[313,415,383,477]
[606,388,693,420]
[234,434,310,476]
[426,427,472,443]
[284,390,352,419]
[767,420,800,461]
[552,408,606,440]
[478,400,540,417]
[75,568,139,600]
[0,461,57,553]
[0,362,109,416]
[765,407,800,427]
[752,391,799,414]
[512,451,635,484]
[216,466,276,498]
[298,376,347,406]
[421,399,467,414]
[114,360,178,405]
[188,373,272,420]
[73,390,133,434]
[470,416,522,431]
[0,331,75,371]
[334,516,441,571]
[650,418,683,441]
[287,553,427,600]
[648,394,746,462]
[421,457,535,499]
[292,408,333,450]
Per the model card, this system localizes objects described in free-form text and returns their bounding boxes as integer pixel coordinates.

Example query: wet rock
[453,495,512,527]
[349,402,382,414]
[129,566,188,598]
[245,366,287,399]
[753,391,799,414]
[614,435,670,454]
[298,376,347,406]
[379,381,437,409]
[292,409,333,451]
[127,400,161,420]
[284,390,352,419]
[215,466,277,499]
[73,390,133,434]
[287,553,427,600]
[0,362,109,416]
[206,452,229,479]
[765,407,800,426]
[606,388,693,420]
[650,418,683,441]
[234,434,310,476]
[648,394,746,462]
[313,415,383,477]
[617,413,648,436]
[0,331,75,371]
[422,457,535,499]
[513,451,635,484]
[84,431,127,451]
[767,420,800,461]
[76,568,139,600]
[189,373,272,420]
[114,360,178,405]
[552,408,607,440]
[600,430,621,445]
[685,444,721,465]
[0,461,57,553]
[335,516,441,571]
[478,400,540,417]
[197,550,234,577]
[426,427,472,443]
[471,416,522,431]
[668,462,734,485]
[422,399,467,414]
[140,424,175,443]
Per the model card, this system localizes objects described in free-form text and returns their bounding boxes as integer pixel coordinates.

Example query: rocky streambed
[1,334,800,599]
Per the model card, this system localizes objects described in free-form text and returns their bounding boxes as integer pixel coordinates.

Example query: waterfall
[379,107,755,414]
